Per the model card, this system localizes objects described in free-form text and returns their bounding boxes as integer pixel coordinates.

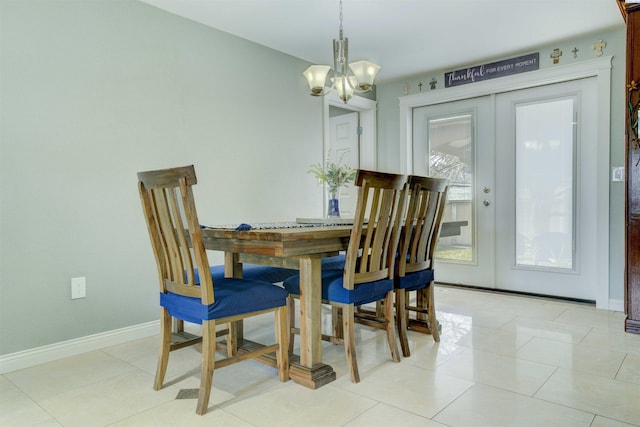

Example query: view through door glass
[428,114,473,262]
[515,98,575,270]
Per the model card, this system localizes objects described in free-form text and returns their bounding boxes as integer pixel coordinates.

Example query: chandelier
[302,0,381,104]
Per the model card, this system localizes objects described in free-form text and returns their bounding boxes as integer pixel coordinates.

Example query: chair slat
[168,184,195,286]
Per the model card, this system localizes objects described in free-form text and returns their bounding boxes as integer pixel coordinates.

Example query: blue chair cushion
[396,269,435,292]
[206,264,297,283]
[321,254,346,270]
[160,278,288,324]
[283,269,394,306]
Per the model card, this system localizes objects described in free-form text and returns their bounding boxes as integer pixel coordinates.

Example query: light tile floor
[2,286,640,426]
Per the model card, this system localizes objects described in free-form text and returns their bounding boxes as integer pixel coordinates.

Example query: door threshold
[435,282,595,306]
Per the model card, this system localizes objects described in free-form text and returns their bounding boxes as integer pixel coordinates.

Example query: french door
[412,96,495,287]
[412,78,599,301]
[494,78,598,300]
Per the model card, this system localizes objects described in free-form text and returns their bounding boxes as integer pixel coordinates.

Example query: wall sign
[445,53,539,88]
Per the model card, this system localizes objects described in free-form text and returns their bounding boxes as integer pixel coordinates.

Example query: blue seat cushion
[160,278,288,324]
[206,264,297,283]
[321,254,346,270]
[396,269,435,291]
[283,269,393,306]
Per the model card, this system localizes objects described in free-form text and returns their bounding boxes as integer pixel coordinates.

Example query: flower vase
[327,188,341,218]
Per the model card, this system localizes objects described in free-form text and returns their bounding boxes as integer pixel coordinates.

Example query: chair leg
[416,288,427,323]
[332,306,343,340]
[342,304,360,383]
[154,308,172,391]
[426,283,440,342]
[226,322,237,357]
[395,289,411,357]
[173,318,184,333]
[287,296,296,353]
[375,300,384,317]
[384,291,401,363]
[196,319,216,416]
[275,306,290,382]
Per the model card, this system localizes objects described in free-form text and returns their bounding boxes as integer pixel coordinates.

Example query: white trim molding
[0,321,159,374]
[399,56,613,309]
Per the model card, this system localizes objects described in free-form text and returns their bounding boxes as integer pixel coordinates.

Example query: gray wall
[0,0,325,355]
[375,28,627,303]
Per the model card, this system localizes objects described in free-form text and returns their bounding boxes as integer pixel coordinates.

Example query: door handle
[483,199,491,207]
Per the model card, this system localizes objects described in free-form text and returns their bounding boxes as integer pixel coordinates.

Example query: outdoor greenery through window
[428,114,474,262]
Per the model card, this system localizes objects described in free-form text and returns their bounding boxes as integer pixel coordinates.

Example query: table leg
[224,252,243,355]
[288,256,336,388]
[298,257,322,366]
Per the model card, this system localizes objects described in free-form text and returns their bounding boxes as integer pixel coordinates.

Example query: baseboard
[436,283,628,313]
[0,320,159,374]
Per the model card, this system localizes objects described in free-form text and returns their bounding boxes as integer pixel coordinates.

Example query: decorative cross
[429,78,437,90]
[592,40,606,57]
[550,48,563,64]
[572,47,579,58]
[418,82,423,92]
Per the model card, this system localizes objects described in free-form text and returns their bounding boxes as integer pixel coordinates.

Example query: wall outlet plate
[71,277,86,299]
[612,167,624,182]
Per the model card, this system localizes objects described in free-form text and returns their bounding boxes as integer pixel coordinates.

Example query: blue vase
[327,189,340,218]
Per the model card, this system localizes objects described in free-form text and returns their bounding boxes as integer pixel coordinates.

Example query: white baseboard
[609,299,624,313]
[0,321,159,374]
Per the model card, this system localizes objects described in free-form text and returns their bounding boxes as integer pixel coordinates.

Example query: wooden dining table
[201,223,352,389]
[200,220,465,389]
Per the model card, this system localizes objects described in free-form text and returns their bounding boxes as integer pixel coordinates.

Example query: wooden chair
[283,170,408,383]
[395,175,449,356]
[137,165,289,415]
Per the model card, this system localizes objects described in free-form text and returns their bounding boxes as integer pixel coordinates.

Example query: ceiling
[139,0,625,83]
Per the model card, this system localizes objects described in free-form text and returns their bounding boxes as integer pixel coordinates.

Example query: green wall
[0,0,325,356]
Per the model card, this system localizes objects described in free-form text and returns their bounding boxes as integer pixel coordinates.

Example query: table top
[200,223,352,259]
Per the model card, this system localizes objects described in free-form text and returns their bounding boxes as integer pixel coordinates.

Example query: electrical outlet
[612,166,624,182]
[71,277,86,299]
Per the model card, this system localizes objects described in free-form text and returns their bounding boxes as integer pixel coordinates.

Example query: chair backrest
[397,175,449,277]
[343,170,408,289]
[138,165,214,305]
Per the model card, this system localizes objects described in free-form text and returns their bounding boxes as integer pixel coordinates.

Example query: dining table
[201,221,351,389]
[200,220,467,389]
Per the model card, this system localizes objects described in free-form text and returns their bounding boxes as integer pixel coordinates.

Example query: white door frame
[323,92,377,170]
[399,56,612,309]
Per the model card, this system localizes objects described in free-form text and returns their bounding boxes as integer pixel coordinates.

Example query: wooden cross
[592,40,606,57]
[550,48,563,64]
[572,47,579,58]
[418,82,423,91]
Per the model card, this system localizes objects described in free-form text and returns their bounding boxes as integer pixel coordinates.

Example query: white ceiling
[139,0,625,82]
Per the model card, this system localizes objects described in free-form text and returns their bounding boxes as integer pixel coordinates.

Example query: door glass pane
[515,99,575,269]
[428,114,473,262]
